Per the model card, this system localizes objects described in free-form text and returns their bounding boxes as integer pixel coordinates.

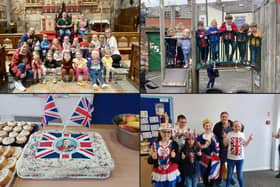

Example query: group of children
[29,33,115,88]
[148,113,253,187]
[165,14,262,69]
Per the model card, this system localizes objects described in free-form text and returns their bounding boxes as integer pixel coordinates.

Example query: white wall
[151,94,276,171]
[0,94,93,126]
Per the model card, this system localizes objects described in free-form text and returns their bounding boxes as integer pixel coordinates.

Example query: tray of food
[0,121,39,147]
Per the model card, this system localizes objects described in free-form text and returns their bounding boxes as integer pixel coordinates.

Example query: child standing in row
[32,52,43,83]
[223,121,253,187]
[165,28,177,67]
[207,19,220,62]
[180,29,192,68]
[196,21,209,65]
[236,23,249,64]
[180,133,202,187]
[148,122,181,187]
[87,50,107,89]
[272,128,280,178]
[73,50,88,84]
[248,23,262,67]
[102,49,113,83]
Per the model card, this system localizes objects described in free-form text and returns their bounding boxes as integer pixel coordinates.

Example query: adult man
[18,27,36,51]
[57,12,72,39]
[9,42,33,91]
[105,28,122,68]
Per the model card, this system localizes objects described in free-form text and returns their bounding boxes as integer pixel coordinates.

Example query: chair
[129,36,138,47]
[117,36,128,48]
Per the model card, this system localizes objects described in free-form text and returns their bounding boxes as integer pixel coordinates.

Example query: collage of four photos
[0,0,279,187]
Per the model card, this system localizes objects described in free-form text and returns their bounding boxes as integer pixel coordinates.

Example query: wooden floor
[12,125,139,187]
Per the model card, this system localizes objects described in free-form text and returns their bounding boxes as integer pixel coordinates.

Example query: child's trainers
[92,84,99,88]
[101,84,108,88]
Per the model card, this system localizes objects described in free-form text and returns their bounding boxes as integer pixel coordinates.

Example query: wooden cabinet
[141,155,153,187]
[0,46,7,85]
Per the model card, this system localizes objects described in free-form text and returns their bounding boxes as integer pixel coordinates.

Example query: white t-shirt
[226,131,247,160]
[107,36,120,55]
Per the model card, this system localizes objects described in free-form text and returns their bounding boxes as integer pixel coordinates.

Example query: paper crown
[159,123,173,131]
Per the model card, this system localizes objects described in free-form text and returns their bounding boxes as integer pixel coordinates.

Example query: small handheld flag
[70,96,94,128]
[41,95,61,128]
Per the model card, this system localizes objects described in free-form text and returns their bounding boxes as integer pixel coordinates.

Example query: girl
[179,29,192,68]
[73,50,88,84]
[43,51,59,83]
[87,50,107,89]
[50,38,62,52]
[102,48,113,83]
[223,121,253,187]
[90,34,101,50]
[197,118,220,187]
[53,48,63,66]
[32,52,43,83]
[180,133,202,187]
[61,51,74,82]
[62,35,71,51]
[206,19,220,62]
[72,37,80,50]
[148,122,181,187]
[272,128,280,178]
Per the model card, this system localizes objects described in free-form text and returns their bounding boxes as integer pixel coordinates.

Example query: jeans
[185,175,198,187]
[182,49,190,66]
[210,42,219,61]
[250,46,258,66]
[226,159,244,187]
[237,42,247,62]
[17,63,33,82]
[59,29,71,38]
[78,30,88,37]
[89,69,104,85]
[224,40,236,61]
[207,78,215,88]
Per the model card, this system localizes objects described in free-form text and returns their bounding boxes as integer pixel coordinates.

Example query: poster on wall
[140,95,173,153]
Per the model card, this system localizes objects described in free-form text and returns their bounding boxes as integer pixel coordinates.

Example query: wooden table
[12,125,139,187]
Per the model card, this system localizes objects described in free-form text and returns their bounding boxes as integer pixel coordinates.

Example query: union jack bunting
[70,96,94,128]
[35,132,94,159]
[41,95,61,128]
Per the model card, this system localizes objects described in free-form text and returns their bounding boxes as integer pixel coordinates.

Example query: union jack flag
[35,132,94,159]
[70,96,94,128]
[41,95,61,128]
[230,137,244,156]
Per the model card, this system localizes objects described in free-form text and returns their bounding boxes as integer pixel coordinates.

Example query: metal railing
[195,31,262,71]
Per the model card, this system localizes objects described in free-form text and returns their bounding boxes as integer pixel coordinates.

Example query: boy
[40,34,50,60]
[248,22,262,67]
[196,21,209,64]
[179,29,191,68]
[207,19,220,62]
[165,28,177,67]
[220,15,238,61]
[236,23,249,64]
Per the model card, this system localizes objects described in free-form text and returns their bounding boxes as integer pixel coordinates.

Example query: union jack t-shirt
[226,132,246,160]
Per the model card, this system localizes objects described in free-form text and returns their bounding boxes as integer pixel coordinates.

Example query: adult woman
[105,28,122,68]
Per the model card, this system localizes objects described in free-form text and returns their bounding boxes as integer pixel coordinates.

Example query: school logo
[35,132,95,159]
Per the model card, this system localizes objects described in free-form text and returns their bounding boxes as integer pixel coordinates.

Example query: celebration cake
[16,131,114,179]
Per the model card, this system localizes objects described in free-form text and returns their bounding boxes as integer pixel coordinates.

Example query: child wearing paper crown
[197,118,220,187]
[224,121,253,187]
[180,133,202,187]
[148,121,181,187]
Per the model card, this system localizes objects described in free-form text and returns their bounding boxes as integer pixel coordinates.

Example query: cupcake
[3,146,14,157]
[0,168,13,186]
[2,137,15,146]
[0,156,7,169]
[16,135,27,145]
[0,131,7,138]
[13,126,22,132]
[7,121,17,128]
[16,122,25,127]
[19,130,30,137]
[23,124,33,132]
[3,126,13,133]
[0,122,6,129]
[9,132,18,138]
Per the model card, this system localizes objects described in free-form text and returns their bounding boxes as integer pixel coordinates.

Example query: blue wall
[92,94,139,124]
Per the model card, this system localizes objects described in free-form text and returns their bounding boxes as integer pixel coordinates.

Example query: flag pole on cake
[41,94,62,129]
[70,96,94,129]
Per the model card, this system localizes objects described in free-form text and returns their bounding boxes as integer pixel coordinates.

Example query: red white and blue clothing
[148,140,181,187]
